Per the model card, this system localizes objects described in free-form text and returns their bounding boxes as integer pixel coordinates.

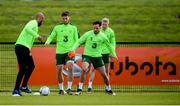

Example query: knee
[57,65,63,72]
[82,64,89,71]
[80,69,86,76]
[82,61,90,71]
[28,64,35,71]
[81,67,89,74]
[19,65,26,72]
[67,62,74,71]
[18,68,26,75]
[81,67,87,72]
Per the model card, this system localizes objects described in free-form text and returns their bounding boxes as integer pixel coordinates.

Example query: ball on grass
[39,86,50,96]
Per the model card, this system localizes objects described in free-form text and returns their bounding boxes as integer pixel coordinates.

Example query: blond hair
[102,17,109,24]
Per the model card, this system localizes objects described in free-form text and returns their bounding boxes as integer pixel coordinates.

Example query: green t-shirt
[45,23,79,54]
[72,30,116,57]
[15,20,39,49]
[101,27,116,54]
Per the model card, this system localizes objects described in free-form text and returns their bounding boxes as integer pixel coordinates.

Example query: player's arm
[110,30,116,49]
[25,21,43,42]
[25,21,40,38]
[68,26,79,57]
[71,32,88,51]
[37,36,43,42]
[45,27,56,45]
[103,36,117,58]
[74,26,79,44]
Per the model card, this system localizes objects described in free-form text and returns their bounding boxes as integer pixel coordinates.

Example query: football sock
[59,83,64,90]
[67,81,72,90]
[78,82,83,90]
[106,85,111,91]
[88,81,92,89]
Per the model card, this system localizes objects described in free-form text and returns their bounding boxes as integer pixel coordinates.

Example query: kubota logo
[110,56,176,76]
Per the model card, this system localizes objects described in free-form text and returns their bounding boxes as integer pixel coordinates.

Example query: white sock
[106,85,111,91]
[59,83,64,90]
[67,81,72,90]
[88,81,92,88]
[78,82,83,90]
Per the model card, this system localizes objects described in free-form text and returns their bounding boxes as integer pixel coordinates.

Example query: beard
[38,21,42,27]
[94,31,99,34]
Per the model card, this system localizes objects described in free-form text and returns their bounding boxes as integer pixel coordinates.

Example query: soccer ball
[39,86,50,96]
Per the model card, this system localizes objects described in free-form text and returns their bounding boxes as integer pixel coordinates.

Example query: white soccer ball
[39,86,50,96]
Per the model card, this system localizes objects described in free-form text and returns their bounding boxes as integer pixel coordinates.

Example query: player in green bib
[71,21,117,95]
[88,18,116,93]
[12,12,44,96]
[45,11,79,95]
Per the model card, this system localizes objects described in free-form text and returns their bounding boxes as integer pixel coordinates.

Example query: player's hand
[68,51,75,59]
[110,55,118,60]
[38,36,43,42]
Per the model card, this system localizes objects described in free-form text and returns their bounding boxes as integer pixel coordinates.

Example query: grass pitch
[0,92,180,105]
[0,0,180,42]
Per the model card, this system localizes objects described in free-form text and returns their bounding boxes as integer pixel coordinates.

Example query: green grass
[0,0,180,42]
[0,92,180,105]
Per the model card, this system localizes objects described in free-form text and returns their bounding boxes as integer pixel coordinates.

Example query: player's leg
[56,54,66,95]
[104,63,110,77]
[92,57,115,95]
[80,62,90,82]
[102,54,110,79]
[88,65,95,93]
[20,52,35,93]
[66,60,74,95]
[75,62,90,95]
[96,66,115,95]
[104,63,110,91]
[87,54,110,93]
[73,54,82,77]
[12,45,28,96]
[73,63,82,76]
[76,55,91,95]
[57,64,65,95]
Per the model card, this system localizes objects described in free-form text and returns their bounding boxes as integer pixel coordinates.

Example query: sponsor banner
[29,47,180,85]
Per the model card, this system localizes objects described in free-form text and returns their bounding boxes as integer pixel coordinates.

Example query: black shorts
[102,54,110,64]
[15,44,35,69]
[56,53,74,65]
[82,55,104,69]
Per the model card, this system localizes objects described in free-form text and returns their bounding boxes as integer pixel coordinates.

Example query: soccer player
[87,18,116,93]
[12,12,45,96]
[71,21,117,95]
[45,11,79,95]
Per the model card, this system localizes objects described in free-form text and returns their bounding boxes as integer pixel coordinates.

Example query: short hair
[61,11,70,16]
[92,21,101,26]
[102,17,109,24]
